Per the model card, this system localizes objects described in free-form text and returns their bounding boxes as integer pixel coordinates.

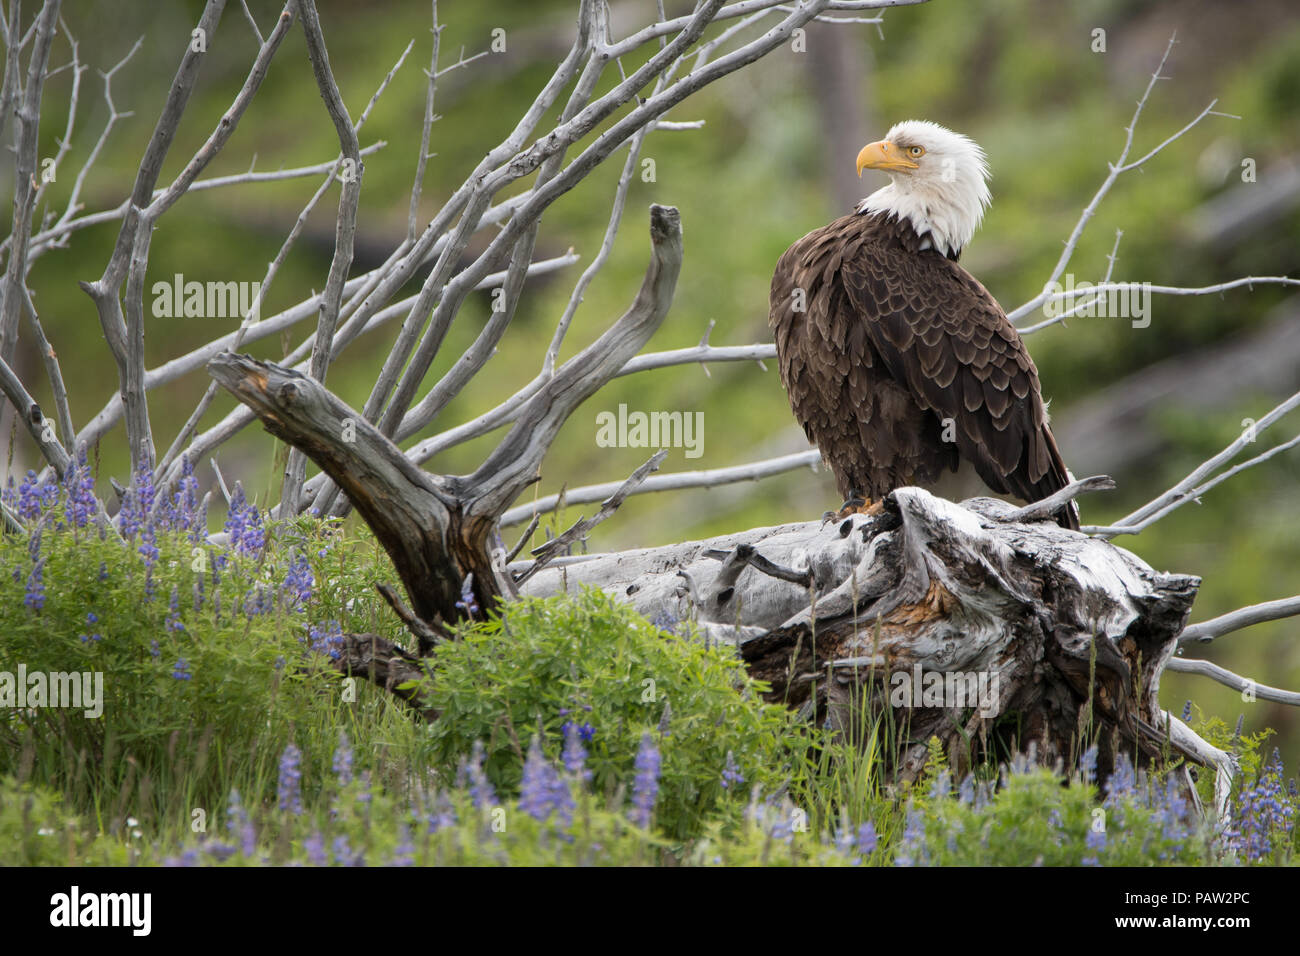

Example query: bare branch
[0,0,60,363]
[1086,390,1300,536]
[0,352,70,477]
[996,475,1114,524]
[501,450,821,528]
[282,0,363,514]
[1164,657,1300,707]
[1178,595,1300,646]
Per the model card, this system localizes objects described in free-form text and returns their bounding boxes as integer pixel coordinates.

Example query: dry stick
[25,140,384,257]
[282,0,363,516]
[0,0,59,364]
[516,449,668,586]
[997,474,1115,524]
[79,0,228,476]
[20,286,73,452]
[500,449,822,528]
[0,352,70,477]
[403,343,777,467]
[1007,32,1225,325]
[407,0,441,243]
[465,204,684,525]
[30,18,84,222]
[1164,658,1300,707]
[1085,389,1300,536]
[505,513,541,564]
[237,0,262,44]
[0,0,22,150]
[24,35,142,258]
[1019,229,1123,336]
[708,542,814,590]
[375,581,448,647]
[1178,595,1300,646]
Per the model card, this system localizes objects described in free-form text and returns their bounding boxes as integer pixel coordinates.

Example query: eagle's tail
[1045,428,1080,531]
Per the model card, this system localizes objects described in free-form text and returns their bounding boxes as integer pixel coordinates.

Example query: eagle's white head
[855,119,991,259]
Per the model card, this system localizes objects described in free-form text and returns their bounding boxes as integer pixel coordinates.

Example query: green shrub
[418,588,815,840]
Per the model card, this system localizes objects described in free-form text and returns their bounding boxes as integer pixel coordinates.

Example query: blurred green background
[6,0,1299,760]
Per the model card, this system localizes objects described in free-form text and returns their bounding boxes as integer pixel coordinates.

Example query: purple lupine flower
[149,639,160,659]
[283,554,314,608]
[332,834,362,866]
[1225,749,1296,862]
[162,848,200,867]
[957,774,976,805]
[304,830,328,866]
[1181,699,1192,721]
[857,821,878,856]
[630,733,661,828]
[277,743,303,815]
[465,741,497,810]
[172,455,200,535]
[455,574,479,616]
[226,789,257,858]
[224,486,265,555]
[166,587,185,633]
[721,751,744,790]
[1079,745,1098,785]
[426,791,457,833]
[63,449,98,528]
[895,804,927,866]
[1104,754,1137,807]
[24,558,46,611]
[390,824,415,867]
[17,470,42,522]
[519,739,559,821]
[202,840,237,863]
[80,612,102,644]
[97,560,108,582]
[171,659,192,681]
[333,731,354,786]
[307,620,344,659]
[1082,825,1107,866]
[562,719,590,780]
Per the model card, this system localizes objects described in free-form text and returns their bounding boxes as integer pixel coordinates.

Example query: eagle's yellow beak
[856,140,918,177]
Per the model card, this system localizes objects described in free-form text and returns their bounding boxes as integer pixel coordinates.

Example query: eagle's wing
[839,241,1076,523]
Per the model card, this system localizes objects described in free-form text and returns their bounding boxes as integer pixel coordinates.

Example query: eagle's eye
[907,145,925,159]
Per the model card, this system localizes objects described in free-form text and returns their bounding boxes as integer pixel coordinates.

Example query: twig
[1164,657,1300,707]
[1178,595,1300,646]
[515,449,668,586]
[1085,390,1300,536]
[375,581,448,647]
[501,449,821,527]
[997,475,1114,524]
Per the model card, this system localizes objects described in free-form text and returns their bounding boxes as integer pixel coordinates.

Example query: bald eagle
[769,120,1078,529]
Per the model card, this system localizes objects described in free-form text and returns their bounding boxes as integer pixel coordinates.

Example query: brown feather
[769,211,1079,529]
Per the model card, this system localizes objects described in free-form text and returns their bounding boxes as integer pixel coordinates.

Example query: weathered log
[521,488,1236,810]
